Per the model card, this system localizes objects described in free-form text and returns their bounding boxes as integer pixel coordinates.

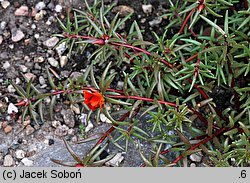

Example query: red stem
[172,127,227,165]
[188,106,220,130]
[106,94,177,107]
[94,111,131,146]
[178,8,196,34]
[109,42,151,55]
[243,0,249,9]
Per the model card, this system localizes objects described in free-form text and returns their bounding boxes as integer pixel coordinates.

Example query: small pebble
[55,42,67,55]
[149,17,162,27]
[23,120,31,127]
[85,121,94,133]
[31,24,36,29]
[24,73,36,80]
[3,61,10,69]
[34,33,40,39]
[15,78,21,84]
[47,1,55,10]
[35,2,46,11]
[19,65,28,72]
[100,113,107,123]
[15,150,26,159]
[48,57,59,67]
[2,121,8,128]
[35,10,45,21]
[51,120,61,128]
[9,44,14,49]
[21,158,33,166]
[0,21,6,30]
[61,109,75,128]
[54,125,69,137]
[4,125,12,134]
[55,4,62,12]
[60,55,68,67]
[0,35,3,44]
[142,4,153,14]
[71,136,78,143]
[14,5,29,16]
[17,138,23,144]
[25,125,35,136]
[105,153,124,167]
[7,85,16,92]
[11,28,25,42]
[31,7,37,17]
[70,104,80,114]
[190,163,196,167]
[112,5,134,17]
[7,103,18,114]
[117,81,124,89]
[3,155,15,167]
[1,1,10,9]
[79,113,87,125]
[68,129,75,136]
[34,56,44,63]
[48,139,54,145]
[190,152,202,162]
[38,76,46,85]
[43,37,59,48]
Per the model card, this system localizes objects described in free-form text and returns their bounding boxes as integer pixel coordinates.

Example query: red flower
[83,90,105,111]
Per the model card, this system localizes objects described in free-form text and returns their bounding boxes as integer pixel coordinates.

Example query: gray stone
[7,85,16,93]
[21,158,33,166]
[43,37,59,48]
[24,73,36,80]
[149,17,162,27]
[15,150,26,159]
[48,57,59,67]
[117,81,124,89]
[105,153,124,167]
[15,78,21,85]
[3,61,10,69]
[11,28,25,42]
[3,155,14,167]
[35,2,46,10]
[55,4,62,12]
[0,35,3,45]
[61,109,75,128]
[51,120,61,128]
[85,121,93,132]
[54,125,69,137]
[34,33,40,39]
[0,21,6,30]
[31,24,36,29]
[190,152,202,162]
[67,129,75,136]
[1,1,10,9]
[55,42,67,55]
[47,1,55,10]
[69,72,83,81]
[142,4,153,14]
[19,65,28,72]
[34,56,45,63]
[38,76,46,85]
[190,163,196,167]
[25,125,35,136]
